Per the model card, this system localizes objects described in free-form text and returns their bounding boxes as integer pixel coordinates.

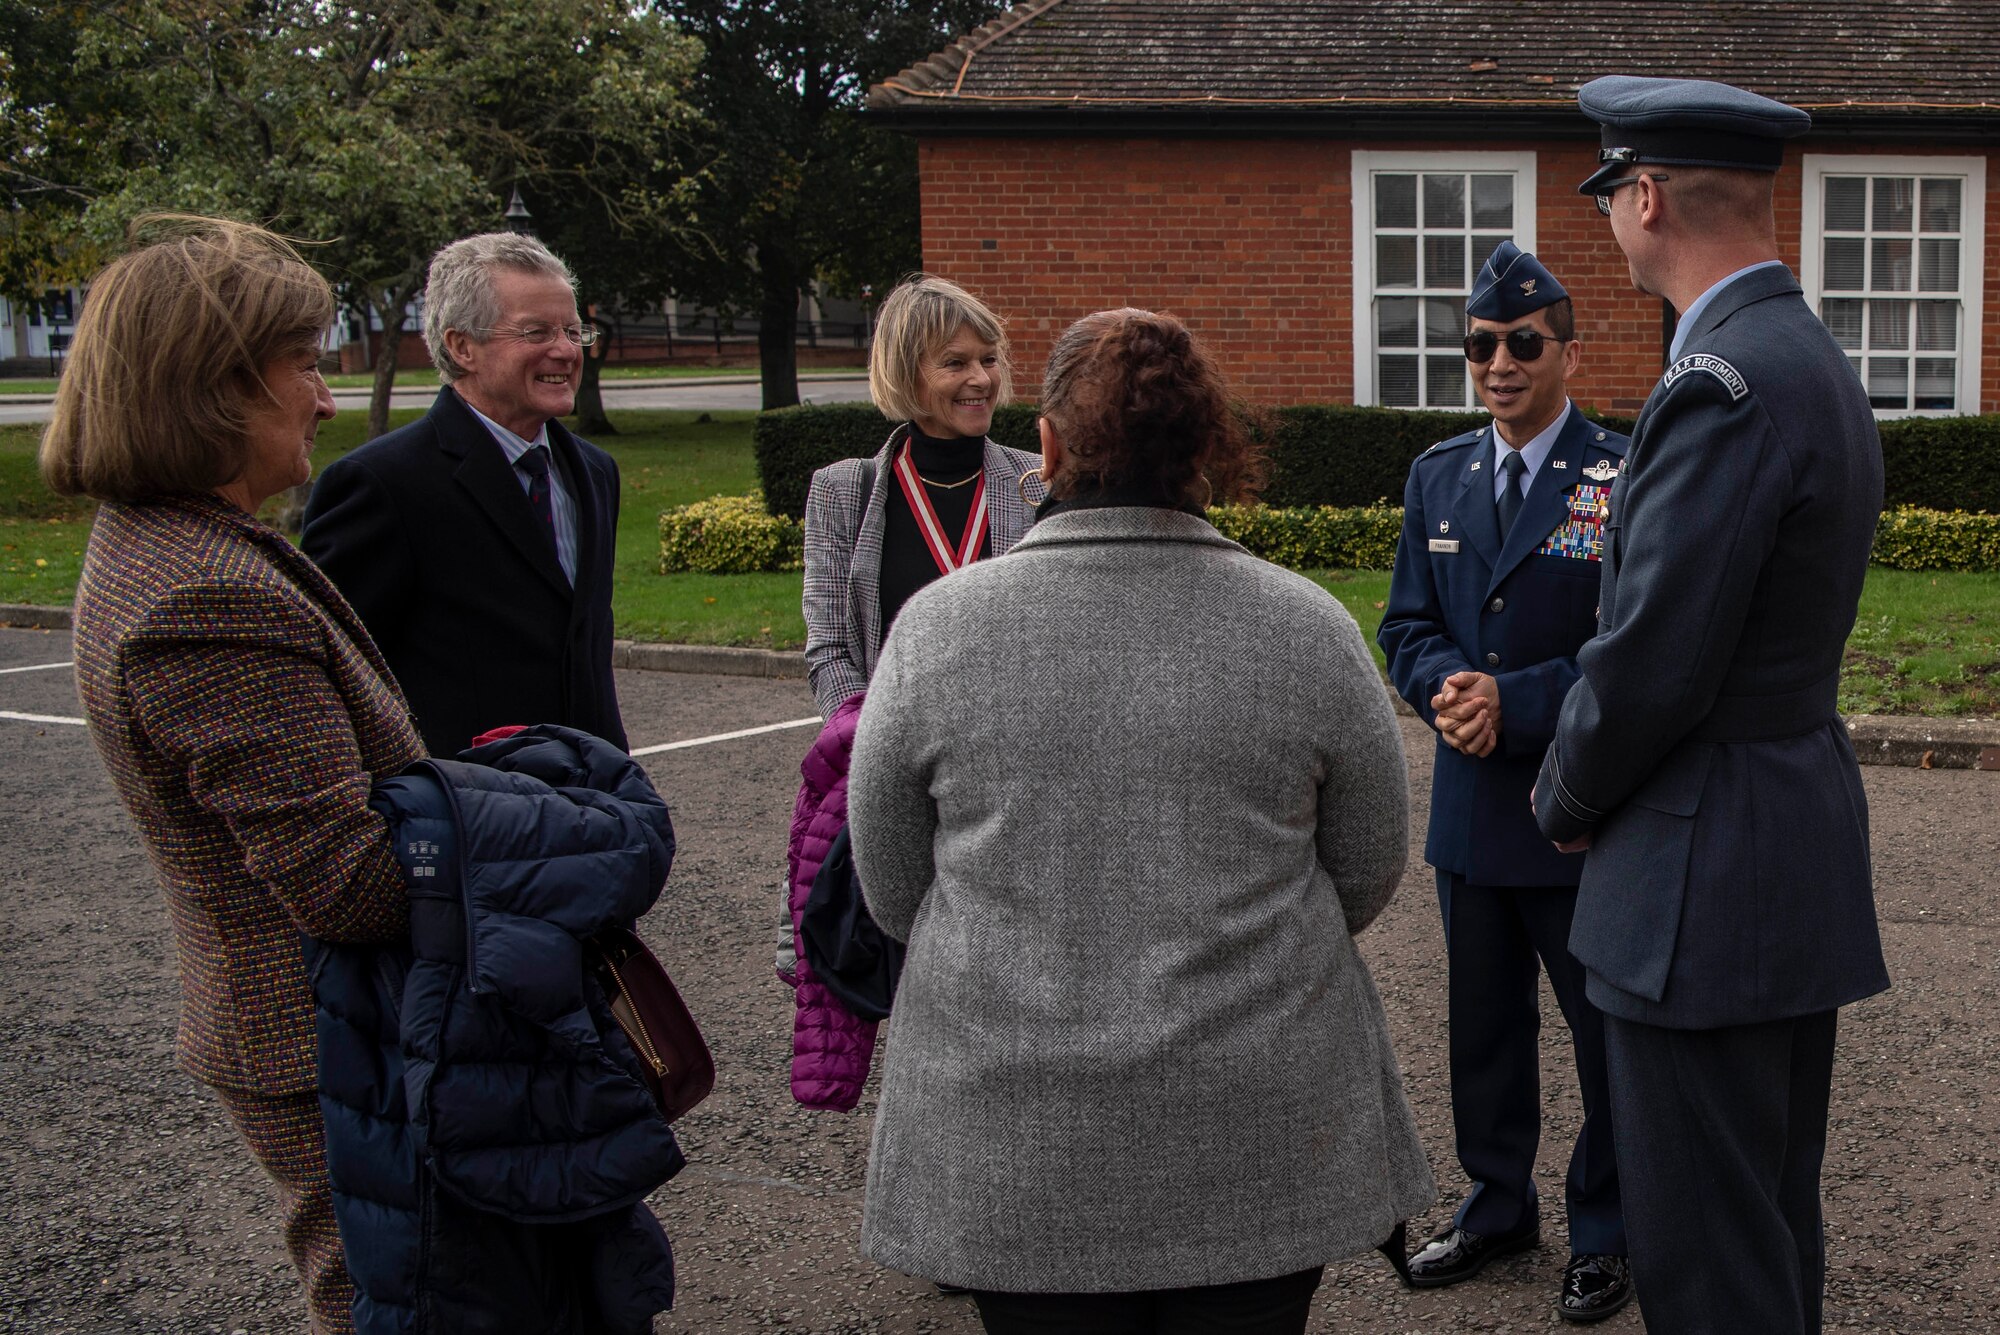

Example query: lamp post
[503,186,535,236]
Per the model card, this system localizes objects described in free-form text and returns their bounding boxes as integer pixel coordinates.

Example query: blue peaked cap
[1577,76,1811,194]
[1467,241,1566,323]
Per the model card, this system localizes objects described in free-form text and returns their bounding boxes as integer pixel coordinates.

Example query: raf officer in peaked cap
[1380,241,1631,1322]
[1535,77,1889,1335]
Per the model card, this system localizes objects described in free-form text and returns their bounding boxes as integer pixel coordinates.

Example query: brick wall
[918,135,1997,416]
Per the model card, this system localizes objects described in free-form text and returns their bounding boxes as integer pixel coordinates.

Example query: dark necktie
[517,445,556,547]
[1496,449,1526,538]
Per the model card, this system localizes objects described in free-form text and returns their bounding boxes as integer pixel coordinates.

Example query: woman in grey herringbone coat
[847,309,1434,1332]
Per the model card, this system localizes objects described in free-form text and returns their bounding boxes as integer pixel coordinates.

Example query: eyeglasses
[1593,173,1669,216]
[1463,328,1563,364]
[477,323,601,347]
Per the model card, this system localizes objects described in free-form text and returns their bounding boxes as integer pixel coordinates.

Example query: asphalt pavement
[1,624,1994,1333]
[0,374,873,425]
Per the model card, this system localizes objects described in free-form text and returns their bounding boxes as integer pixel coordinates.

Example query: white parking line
[0,660,73,675]
[0,709,86,726]
[631,715,820,757]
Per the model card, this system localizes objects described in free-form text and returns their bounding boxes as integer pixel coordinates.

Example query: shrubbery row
[752,401,2000,519]
[661,497,1997,574]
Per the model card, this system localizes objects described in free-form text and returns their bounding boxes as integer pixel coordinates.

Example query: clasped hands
[1431,670,1500,758]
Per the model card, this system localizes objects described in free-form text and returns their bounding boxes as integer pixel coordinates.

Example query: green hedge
[1870,506,2000,572]
[1208,503,1403,571]
[754,401,2000,518]
[658,493,803,574]
[1879,417,2000,514]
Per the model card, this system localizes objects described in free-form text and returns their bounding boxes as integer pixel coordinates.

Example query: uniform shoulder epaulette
[1419,428,1484,458]
[1662,352,1749,402]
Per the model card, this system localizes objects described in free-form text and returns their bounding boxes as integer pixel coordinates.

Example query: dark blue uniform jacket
[306,725,682,1335]
[1380,404,1629,886]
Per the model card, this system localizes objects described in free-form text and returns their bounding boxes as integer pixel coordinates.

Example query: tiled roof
[868,0,2000,122]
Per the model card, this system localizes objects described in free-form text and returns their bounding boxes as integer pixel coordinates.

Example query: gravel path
[1,625,1992,1333]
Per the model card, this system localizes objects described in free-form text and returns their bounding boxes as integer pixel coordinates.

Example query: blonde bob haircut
[867,274,1011,426]
[41,215,334,503]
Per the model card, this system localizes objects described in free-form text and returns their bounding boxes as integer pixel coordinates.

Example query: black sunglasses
[1463,329,1561,364]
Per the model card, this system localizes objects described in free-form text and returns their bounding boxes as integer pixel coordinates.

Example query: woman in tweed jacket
[848,310,1434,1332]
[45,218,423,1334]
[800,275,1039,718]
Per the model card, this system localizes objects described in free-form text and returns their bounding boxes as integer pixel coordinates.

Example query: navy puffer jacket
[307,725,683,1334]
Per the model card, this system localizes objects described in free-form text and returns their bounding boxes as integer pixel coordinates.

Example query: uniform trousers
[1438,873,1623,1254]
[968,1267,1324,1334]
[211,1085,353,1335]
[1603,1009,1838,1335]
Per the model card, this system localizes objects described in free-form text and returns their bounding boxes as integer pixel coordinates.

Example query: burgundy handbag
[589,926,715,1123]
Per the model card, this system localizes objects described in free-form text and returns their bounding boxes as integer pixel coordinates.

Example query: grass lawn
[0,363,865,396]
[3,411,1994,716]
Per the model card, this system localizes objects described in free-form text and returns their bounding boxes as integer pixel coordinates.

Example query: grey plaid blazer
[802,421,1040,717]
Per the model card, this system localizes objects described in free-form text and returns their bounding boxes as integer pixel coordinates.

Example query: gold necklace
[916,467,983,490]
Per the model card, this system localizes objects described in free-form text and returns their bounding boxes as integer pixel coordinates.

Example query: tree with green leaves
[658,0,1005,411]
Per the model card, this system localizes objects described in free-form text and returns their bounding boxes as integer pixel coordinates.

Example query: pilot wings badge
[1583,460,1619,483]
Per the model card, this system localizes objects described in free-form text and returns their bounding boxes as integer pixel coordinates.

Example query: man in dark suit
[1380,242,1630,1323]
[1536,77,1890,1335]
[303,233,627,756]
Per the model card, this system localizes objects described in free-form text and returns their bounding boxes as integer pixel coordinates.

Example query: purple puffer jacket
[779,693,878,1110]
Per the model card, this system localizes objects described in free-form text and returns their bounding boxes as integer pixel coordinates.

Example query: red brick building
[867,0,2000,418]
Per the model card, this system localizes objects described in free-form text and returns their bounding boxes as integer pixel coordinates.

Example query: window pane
[1870,239,1911,292]
[1869,299,1910,350]
[1377,297,1419,348]
[1916,301,1956,351]
[1824,237,1864,290]
[1919,238,1959,292]
[1376,174,1417,229]
[1470,175,1513,227]
[1822,298,1863,350]
[1871,177,1914,231]
[1422,174,1465,228]
[1866,357,1909,409]
[1424,297,1466,347]
[1426,355,1466,407]
[1380,356,1419,406]
[1824,177,1866,231]
[1919,178,1962,233]
[1915,358,1956,410]
[1424,234,1465,288]
[1849,355,1864,382]
[1377,235,1418,288]
[1470,233,1510,277]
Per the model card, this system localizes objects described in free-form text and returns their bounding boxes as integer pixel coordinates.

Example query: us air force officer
[1536,77,1890,1335]
[1379,243,1630,1323]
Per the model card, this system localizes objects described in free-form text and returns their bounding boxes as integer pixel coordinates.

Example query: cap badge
[1520,278,1538,296]
[1583,460,1620,482]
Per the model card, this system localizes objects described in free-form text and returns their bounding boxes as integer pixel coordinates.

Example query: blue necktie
[1497,450,1526,538]
[516,445,556,548]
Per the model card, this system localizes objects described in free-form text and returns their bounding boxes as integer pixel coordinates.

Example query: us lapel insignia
[1439,520,1450,534]
[1583,460,1619,482]
[1469,460,1481,471]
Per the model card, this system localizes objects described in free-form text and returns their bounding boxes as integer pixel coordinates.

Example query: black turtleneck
[879,425,991,634]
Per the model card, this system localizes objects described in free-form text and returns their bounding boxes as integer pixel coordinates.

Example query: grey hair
[423,232,576,383]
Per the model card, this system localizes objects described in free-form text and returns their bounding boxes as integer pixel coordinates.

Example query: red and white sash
[892,443,988,575]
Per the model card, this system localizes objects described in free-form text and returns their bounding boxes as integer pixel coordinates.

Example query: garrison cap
[1576,76,1811,195]
[1467,240,1567,322]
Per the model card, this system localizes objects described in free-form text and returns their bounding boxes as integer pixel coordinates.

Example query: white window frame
[1351,150,1538,408]
[1800,153,1985,417]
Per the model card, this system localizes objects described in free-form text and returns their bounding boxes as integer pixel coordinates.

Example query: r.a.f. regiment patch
[1663,353,1749,401]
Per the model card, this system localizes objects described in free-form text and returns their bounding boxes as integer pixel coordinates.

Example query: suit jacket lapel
[983,437,1034,550]
[547,421,594,616]
[432,389,571,598]
[851,428,901,678]
[1487,407,1590,593]
[1451,427,1503,572]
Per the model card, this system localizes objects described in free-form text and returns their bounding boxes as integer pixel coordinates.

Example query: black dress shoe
[1404,1220,1540,1288]
[1557,1253,1633,1323]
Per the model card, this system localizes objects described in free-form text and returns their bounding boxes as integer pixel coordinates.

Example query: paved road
[1,624,1994,1333]
[0,376,873,425]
